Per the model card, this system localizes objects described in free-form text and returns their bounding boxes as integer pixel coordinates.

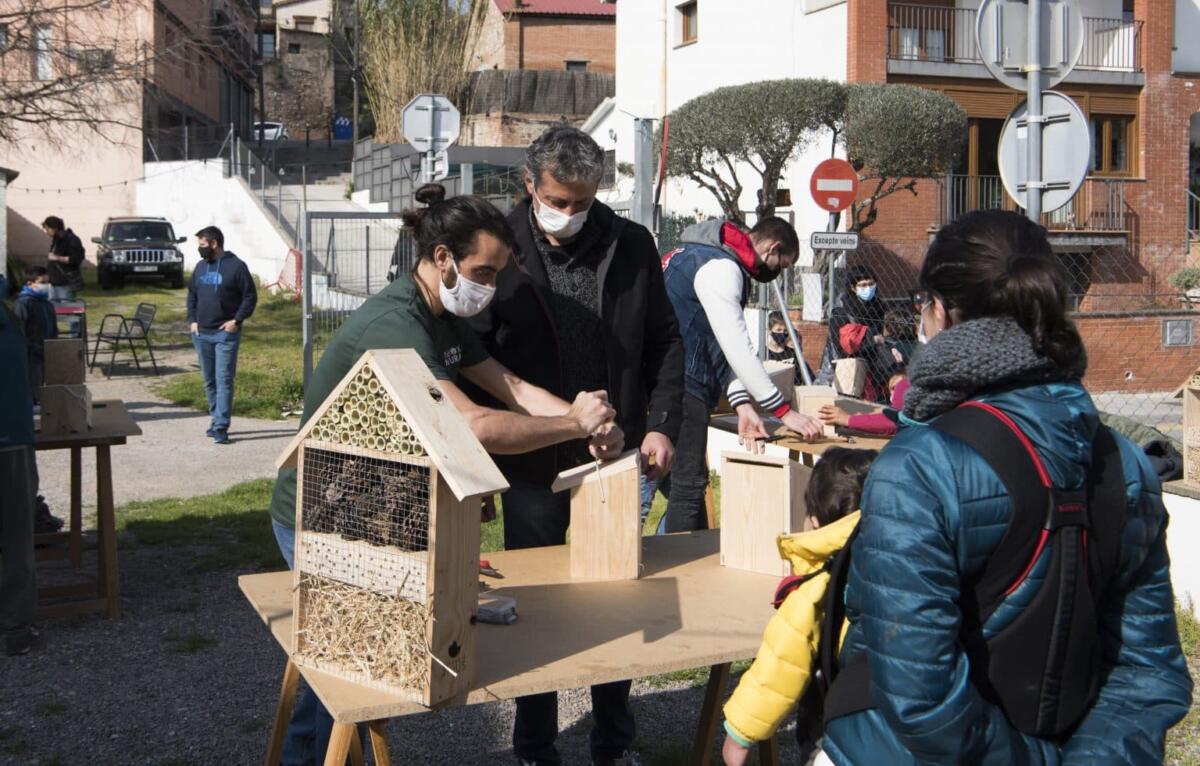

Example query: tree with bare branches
[0,0,251,143]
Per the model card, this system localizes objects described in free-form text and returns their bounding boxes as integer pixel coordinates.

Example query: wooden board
[719,453,812,576]
[794,385,837,437]
[424,476,483,706]
[833,358,867,397]
[40,384,92,436]
[567,461,641,581]
[239,530,779,724]
[276,349,509,502]
[709,413,891,457]
[551,450,639,493]
[1185,387,1200,485]
[714,361,795,414]
[43,338,86,386]
[35,400,140,449]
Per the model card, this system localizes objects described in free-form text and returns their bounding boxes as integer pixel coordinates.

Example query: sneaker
[205,426,216,438]
[213,431,231,445]
[594,752,642,766]
[5,627,42,657]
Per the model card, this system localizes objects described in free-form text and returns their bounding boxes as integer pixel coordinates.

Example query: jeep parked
[92,217,187,289]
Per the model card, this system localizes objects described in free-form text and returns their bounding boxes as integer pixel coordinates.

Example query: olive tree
[843,83,966,232]
[665,78,846,223]
[664,79,965,231]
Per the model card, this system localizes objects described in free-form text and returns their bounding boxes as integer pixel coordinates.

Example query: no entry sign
[810,158,859,213]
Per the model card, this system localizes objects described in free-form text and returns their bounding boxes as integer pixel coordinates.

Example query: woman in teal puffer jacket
[822,210,1193,765]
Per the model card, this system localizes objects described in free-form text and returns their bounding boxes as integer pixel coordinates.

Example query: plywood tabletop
[35,399,141,449]
[240,531,780,723]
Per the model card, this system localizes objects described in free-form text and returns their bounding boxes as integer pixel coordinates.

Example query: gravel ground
[35,357,298,522]
[0,542,782,765]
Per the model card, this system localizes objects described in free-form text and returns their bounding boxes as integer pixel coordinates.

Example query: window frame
[32,24,52,81]
[677,1,697,47]
[564,59,588,72]
[1088,113,1136,177]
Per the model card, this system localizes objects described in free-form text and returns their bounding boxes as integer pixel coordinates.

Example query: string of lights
[9,158,222,195]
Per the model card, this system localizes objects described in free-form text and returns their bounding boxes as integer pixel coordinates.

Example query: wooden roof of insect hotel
[276,349,509,501]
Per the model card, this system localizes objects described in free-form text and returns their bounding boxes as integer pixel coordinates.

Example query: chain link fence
[303,212,408,385]
[775,238,1197,442]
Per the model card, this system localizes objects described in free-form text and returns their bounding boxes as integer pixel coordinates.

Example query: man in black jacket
[468,125,684,766]
[41,216,85,301]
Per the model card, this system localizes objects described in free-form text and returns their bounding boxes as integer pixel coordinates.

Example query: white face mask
[917,313,929,345]
[534,191,590,239]
[438,257,495,318]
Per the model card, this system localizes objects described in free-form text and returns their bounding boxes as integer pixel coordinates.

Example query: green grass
[117,478,283,573]
[154,292,305,420]
[1167,601,1200,765]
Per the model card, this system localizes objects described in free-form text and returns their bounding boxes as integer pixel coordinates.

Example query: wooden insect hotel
[276,349,509,707]
[1186,372,1200,485]
[719,452,812,577]
[551,450,642,581]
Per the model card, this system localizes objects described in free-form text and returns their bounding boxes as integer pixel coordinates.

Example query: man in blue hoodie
[186,226,257,444]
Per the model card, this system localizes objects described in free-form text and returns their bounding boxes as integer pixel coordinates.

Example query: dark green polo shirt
[268,273,487,527]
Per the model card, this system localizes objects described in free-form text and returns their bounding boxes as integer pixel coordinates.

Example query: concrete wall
[275,0,334,35]
[591,0,848,265]
[135,161,290,282]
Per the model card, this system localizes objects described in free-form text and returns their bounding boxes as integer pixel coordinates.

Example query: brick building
[473,0,616,75]
[595,0,1200,403]
[0,0,258,258]
[465,0,616,147]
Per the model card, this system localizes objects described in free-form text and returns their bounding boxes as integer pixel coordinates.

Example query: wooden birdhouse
[40,384,92,435]
[719,452,812,577]
[794,385,837,437]
[551,450,642,582]
[1185,382,1200,485]
[276,349,509,707]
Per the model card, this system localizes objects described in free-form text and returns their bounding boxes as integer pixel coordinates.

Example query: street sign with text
[809,159,859,213]
[810,231,860,251]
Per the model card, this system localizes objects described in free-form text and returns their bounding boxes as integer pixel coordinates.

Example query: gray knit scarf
[902,316,1087,422]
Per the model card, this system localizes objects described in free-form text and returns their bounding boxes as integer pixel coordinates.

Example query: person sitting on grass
[721,447,878,766]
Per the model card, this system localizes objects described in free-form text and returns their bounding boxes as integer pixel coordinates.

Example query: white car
[254,121,290,141]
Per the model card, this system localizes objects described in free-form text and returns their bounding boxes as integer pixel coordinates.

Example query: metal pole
[632,118,655,228]
[757,283,769,361]
[303,167,313,388]
[351,0,361,180]
[461,162,474,195]
[365,224,371,295]
[824,212,838,321]
[1026,0,1044,221]
[772,279,812,385]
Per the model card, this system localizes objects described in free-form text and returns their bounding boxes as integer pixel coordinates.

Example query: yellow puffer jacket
[722,511,860,745]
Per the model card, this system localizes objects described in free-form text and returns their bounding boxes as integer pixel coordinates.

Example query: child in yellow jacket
[721,447,878,766]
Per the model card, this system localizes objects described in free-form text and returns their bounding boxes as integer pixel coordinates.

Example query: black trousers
[663,393,711,533]
[503,480,636,764]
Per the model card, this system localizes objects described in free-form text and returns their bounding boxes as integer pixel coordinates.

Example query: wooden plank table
[241,531,782,766]
[34,399,140,619]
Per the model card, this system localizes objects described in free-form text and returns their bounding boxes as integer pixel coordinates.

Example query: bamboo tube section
[309,366,426,457]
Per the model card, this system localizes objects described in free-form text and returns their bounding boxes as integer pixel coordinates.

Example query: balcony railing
[888,3,1142,73]
[937,175,1128,231]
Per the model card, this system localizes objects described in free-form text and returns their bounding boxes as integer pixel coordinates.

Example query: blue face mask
[855,285,877,302]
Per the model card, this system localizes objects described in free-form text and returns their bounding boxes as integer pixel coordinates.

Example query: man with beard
[658,217,822,533]
[186,226,257,444]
